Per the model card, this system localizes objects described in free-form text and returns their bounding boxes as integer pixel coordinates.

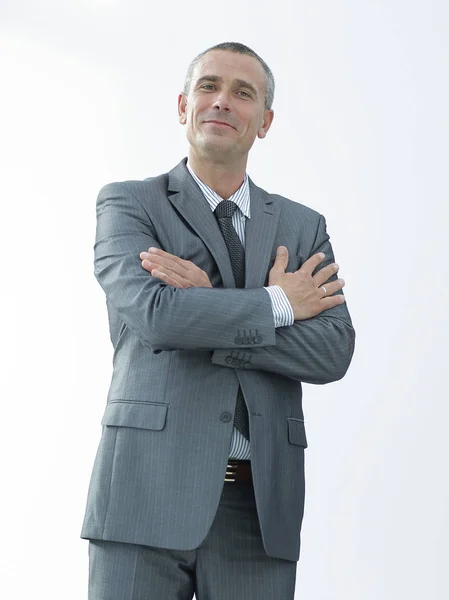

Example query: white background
[1,1,448,598]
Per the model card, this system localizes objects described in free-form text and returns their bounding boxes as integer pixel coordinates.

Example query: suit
[80,157,355,563]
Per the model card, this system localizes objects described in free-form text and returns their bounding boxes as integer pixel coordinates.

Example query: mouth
[203,120,236,130]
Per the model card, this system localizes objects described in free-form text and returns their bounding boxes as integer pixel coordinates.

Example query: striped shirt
[186,161,294,460]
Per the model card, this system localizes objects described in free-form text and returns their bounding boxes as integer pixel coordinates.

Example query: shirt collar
[186,160,251,219]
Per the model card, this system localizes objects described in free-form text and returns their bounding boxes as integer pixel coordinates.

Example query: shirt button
[220,412,233,423]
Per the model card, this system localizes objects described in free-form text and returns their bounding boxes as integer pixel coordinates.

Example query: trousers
[88,479,297,599]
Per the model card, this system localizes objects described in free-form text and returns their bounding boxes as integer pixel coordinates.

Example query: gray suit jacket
[80,158,355,561]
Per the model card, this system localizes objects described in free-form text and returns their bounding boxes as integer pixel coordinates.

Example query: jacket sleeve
[210,215,356,384]
[94,182,277,351]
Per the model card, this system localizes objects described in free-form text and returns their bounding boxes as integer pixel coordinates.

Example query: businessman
[81,41,355,599]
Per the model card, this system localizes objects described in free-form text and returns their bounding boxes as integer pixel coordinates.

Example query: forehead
[192,50,266,93]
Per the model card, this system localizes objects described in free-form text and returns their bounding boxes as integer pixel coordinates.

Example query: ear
[257,108,274,139]
[178,93,187,125]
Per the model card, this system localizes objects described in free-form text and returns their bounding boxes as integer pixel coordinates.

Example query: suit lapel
[167,160,280,290]
[245,180,280,288]
[167,159,236,288]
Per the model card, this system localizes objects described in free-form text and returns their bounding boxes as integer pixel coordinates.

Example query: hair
[183,42,275,110]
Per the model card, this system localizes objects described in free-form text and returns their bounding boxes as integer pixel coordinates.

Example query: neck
[188,149,247,200]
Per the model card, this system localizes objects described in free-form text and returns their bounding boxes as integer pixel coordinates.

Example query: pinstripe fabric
[88,483,297,600]
[186,162,293,460]
[81,158,356,562]
[186,161,294,326]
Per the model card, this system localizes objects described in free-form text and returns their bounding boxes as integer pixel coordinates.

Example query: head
[178,42,275,166]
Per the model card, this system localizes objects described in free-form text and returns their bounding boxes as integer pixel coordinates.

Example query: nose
[212,91,232,112]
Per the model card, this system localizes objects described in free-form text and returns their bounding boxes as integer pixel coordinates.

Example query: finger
[319,279,345,298]
[141,255,189,276]
[297,252,326,275]
[141,258,189,287]
[270,246,289,274]
[151,268,187,288]
[313,263,339,287]
[319,294,346,311]
[145,247,188,267]
[141,259,153,273]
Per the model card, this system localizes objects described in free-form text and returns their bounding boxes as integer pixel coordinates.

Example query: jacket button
[220,412,232,423]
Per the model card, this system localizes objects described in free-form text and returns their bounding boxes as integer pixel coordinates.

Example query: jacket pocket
[101,401,168,431]
[287,417,308,447]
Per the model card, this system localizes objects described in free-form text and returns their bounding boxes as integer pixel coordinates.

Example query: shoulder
[95,173,171,219]
[98,157,188,200]
[250,179,324,225]
[271,192,321,220]
[98,172,169,201]
[271,194,328,247]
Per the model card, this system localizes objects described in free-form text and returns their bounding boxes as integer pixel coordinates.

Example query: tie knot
[214,200,238,219]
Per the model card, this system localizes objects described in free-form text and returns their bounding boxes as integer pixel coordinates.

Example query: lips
[203,120,236,130]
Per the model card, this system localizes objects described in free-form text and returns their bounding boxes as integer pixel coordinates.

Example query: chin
[200,138,236,155]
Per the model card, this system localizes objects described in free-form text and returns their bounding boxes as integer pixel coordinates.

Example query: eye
[236,90,251,98]
[200,84,216,90]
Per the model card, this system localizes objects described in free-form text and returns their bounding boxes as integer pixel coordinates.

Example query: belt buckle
[225,462,237,482]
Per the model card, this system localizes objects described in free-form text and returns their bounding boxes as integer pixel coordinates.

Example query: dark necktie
[214,200,249,440]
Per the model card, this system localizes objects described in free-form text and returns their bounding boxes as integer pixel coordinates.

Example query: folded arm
[211,313,355,384]
[213,218,355,383]
[94,182,278,352]
[143,211,355,384]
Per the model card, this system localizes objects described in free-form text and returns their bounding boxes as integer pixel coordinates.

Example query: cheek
[241,110,261,132]
[186,108,198,132]
[244,118,261,137]
[190,105,206,130]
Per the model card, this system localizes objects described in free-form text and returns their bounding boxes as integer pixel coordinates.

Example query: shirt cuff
[264,285,294,327]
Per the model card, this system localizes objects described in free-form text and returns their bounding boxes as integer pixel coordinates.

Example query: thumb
[271,246,289,273]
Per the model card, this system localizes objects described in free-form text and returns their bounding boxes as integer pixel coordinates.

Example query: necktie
[214,200,249,440]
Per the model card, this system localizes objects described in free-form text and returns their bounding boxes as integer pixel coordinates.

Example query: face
[178,50,274,163]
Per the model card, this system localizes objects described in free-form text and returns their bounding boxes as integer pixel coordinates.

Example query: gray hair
[183,42,275,110]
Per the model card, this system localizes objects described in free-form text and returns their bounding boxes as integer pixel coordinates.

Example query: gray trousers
[88,481,297,599]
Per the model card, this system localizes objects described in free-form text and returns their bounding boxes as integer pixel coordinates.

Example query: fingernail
[333,263,339,270]
[319,253,325,259]
[149,247,158,253]
[278,247,287,255]
[339,278,345,285]
[141,252,149,259]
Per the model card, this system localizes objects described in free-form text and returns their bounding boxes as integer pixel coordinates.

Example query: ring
[321,286,327,297]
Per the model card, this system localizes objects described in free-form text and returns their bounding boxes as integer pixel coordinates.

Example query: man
[81,42,355,599]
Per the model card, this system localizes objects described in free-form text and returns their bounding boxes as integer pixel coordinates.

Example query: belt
[225,460,252,484]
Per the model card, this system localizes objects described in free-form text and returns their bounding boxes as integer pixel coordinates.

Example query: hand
[140,247,213,288]
[268,246,345,320]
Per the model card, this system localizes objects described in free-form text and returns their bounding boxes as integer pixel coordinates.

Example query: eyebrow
[195,75,259,99]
